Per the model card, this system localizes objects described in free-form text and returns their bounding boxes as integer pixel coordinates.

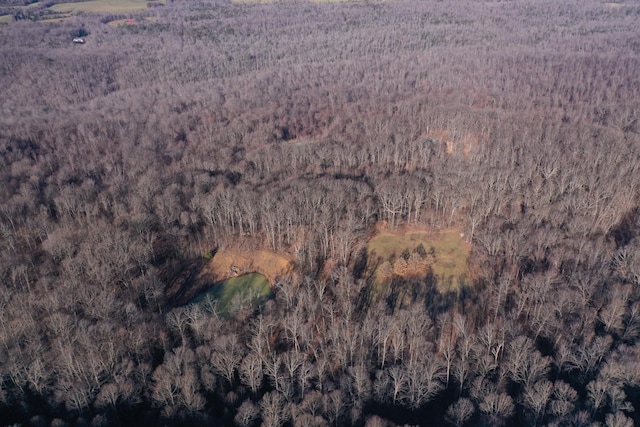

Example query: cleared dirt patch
[203,248,293,285]
[368,225,470,293]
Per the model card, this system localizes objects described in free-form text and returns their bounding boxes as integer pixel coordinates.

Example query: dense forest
[2,0,640,425]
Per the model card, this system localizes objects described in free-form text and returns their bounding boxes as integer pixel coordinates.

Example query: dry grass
[203,248,293,285]
[107,18,136,26]
[49,0,153,14]
[106,16,156,26]
[368,225,470,293]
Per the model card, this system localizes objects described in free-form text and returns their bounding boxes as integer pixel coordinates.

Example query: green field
[190,273,272,316]
[368,227,470,292]
[0,0,159,22]
[49,0,152,14]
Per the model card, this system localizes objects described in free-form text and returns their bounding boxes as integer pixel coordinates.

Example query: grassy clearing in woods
[191,273,272,316]
[368,225,470,293]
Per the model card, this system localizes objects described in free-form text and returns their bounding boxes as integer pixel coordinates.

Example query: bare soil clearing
[203,248,293,285]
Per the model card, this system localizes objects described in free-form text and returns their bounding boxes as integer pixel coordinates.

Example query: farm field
[49,0,152,14]
[0,0,163,22]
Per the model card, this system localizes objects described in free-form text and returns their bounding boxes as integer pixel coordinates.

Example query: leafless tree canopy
[1,0,640,425]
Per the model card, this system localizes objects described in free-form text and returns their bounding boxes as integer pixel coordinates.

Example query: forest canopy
[1,0,640,425]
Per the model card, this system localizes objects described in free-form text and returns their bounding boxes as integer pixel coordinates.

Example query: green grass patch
[190,273,272,316]
[368,227,470,293]
[49,0,152,14]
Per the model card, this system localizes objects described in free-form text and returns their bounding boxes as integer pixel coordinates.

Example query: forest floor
[368,225,471,293]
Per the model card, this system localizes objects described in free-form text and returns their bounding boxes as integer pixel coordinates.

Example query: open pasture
[49,0,153,14]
